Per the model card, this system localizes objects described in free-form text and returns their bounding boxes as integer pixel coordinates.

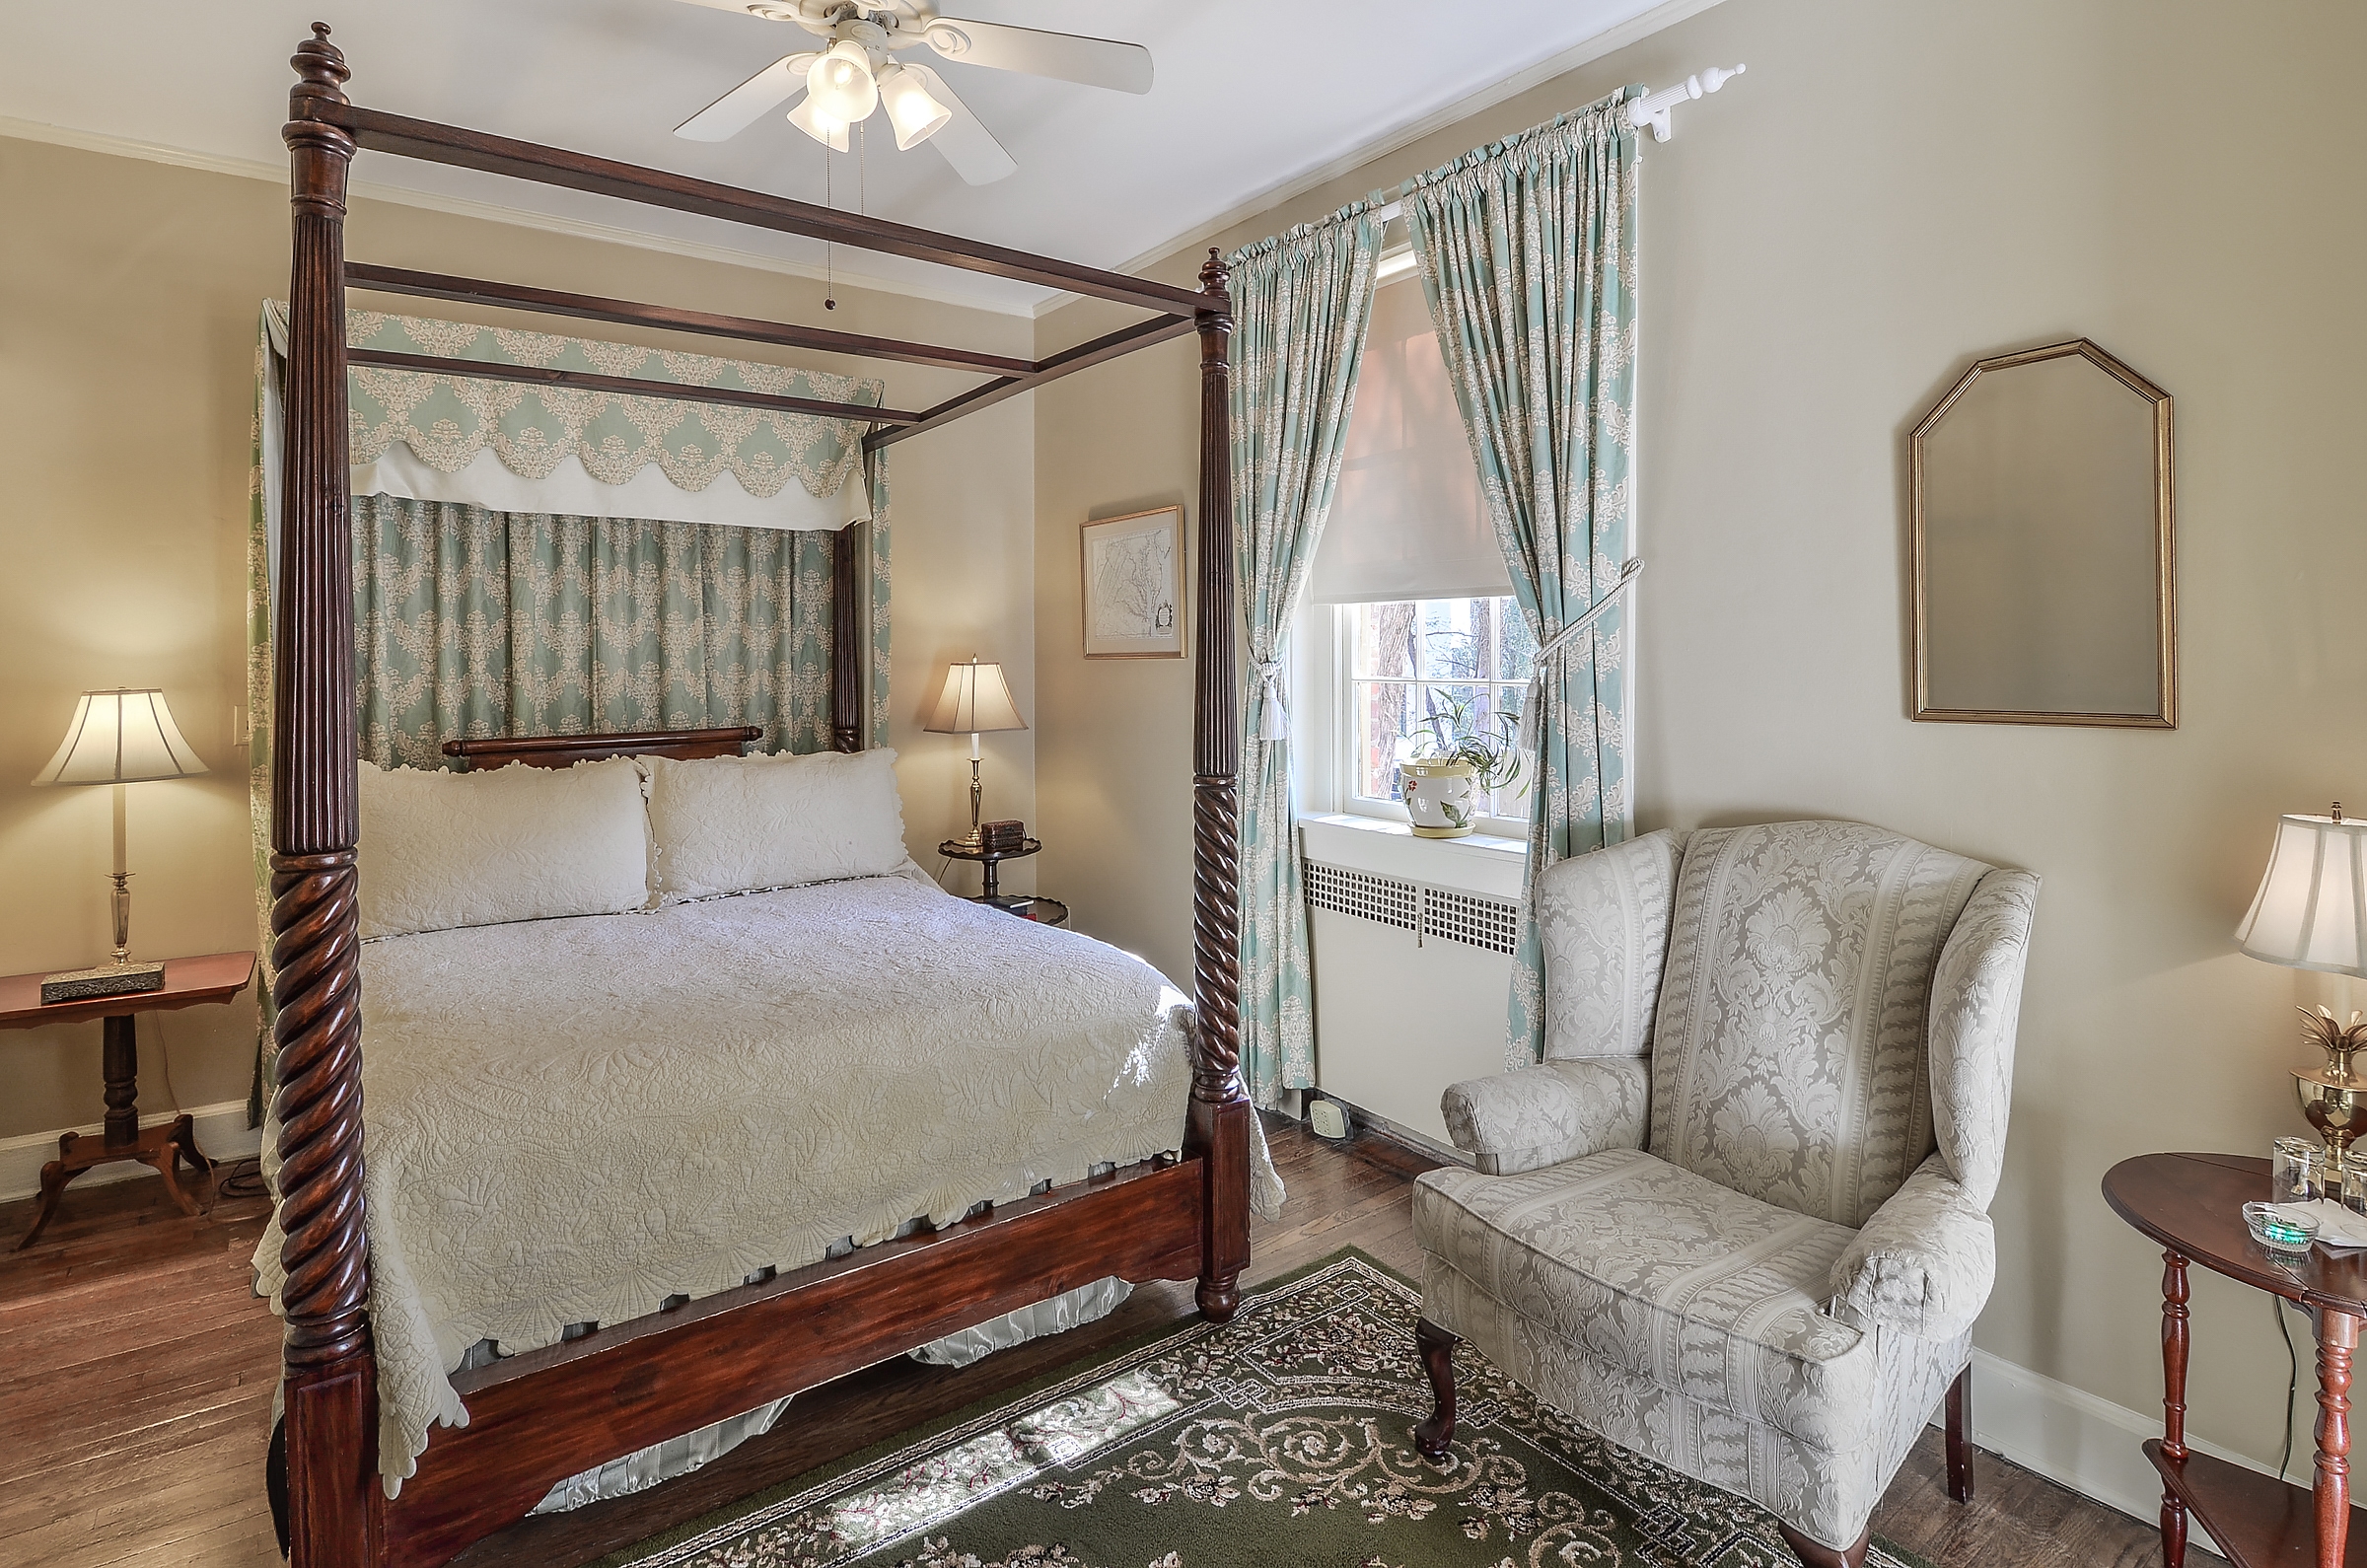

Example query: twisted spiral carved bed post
[276,26,382,1568]
[1186,249,1254,1323]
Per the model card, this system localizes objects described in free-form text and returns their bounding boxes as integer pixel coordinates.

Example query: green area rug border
[595,1247,1403,1568]
[597,1244,1939,1568]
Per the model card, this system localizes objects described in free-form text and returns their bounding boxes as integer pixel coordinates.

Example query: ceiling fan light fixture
[806,37,878,125]
[877,62,951,150]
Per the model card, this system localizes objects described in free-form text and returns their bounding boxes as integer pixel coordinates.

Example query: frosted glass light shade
[924,660,1026,736]
[806,39,877,125]
[2237,813,2367,976]
[878,62,950,150]
[32,688,209,786]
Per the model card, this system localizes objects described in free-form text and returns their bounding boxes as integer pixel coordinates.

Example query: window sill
[1296,813,1527,900]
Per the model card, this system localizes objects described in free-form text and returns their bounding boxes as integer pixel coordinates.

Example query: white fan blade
[675,53,820,141]
[903,63,1016,184]
[784,90,851,153]
[921,17,1152,94]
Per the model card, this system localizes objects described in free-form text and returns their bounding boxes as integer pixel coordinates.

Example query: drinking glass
[2274,1136,2326,1205]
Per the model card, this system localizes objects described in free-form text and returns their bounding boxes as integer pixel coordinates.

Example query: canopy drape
[1402,87,1643,1069]
[1227,201,1386,1108]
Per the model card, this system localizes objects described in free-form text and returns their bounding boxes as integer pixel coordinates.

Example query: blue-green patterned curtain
[353,496,838,768]
[1228,203,1386,1108]
[1403,89,1643,1070]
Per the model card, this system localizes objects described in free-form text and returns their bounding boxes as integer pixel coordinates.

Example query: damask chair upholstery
[1410,820,2038,1568]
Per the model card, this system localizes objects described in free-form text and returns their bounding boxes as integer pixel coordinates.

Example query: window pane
[1352,601,1419,679]
[1352,678,1414,801]
[1413,599,1488,682]
[1498,599,1538,685]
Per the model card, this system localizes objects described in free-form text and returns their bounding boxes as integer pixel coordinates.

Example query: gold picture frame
[1909,337,2176,728]
[1081,506,1187,659]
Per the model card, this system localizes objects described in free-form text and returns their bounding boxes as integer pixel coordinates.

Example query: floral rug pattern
[620,1252,1926,1568]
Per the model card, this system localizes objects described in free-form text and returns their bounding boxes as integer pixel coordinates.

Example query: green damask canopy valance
[258,302,884,534]
[344,310,884,505]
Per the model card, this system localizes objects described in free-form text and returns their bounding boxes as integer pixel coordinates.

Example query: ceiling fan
[671,0,1154,185]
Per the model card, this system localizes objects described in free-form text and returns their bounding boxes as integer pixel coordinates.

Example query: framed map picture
[1080,506,1186,659]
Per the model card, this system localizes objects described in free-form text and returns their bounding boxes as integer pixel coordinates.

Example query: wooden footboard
[383,1151,1230,1568]
[268,29,1249,1568]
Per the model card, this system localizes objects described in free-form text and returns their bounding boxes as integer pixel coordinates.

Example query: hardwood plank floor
[0,1118,2191,1567]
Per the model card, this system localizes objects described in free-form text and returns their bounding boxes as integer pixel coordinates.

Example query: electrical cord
[2278,1293,2300,1483]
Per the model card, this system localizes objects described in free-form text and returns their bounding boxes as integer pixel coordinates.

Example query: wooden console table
[2104,1152,2367,1568]
[2,950,256,1249]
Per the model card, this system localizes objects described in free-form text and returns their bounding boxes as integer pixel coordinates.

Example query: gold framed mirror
[1910,338,2175,727]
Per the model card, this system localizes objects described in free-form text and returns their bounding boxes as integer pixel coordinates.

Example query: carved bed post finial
[1185,247,1251,1322]
[276,26,381,1568]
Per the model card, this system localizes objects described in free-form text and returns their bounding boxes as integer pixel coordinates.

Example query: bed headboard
[440,726,763,770]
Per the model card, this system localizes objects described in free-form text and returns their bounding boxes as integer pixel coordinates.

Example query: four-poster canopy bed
[266,25,1249,1568]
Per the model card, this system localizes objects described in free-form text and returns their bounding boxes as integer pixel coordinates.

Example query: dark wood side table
[3,950,256,1249]
[2104,1152,2367,1568]
[940,836,1041,904]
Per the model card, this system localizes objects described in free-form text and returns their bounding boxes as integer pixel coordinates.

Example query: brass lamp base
[2297,1064,2367,1196]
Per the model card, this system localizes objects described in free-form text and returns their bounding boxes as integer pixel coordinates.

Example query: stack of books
[980,820,1028,853]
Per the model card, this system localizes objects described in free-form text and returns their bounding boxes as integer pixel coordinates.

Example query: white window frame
[1289,598,1532,844]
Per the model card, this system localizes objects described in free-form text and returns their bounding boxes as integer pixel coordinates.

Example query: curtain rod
[1366,64,1746,224]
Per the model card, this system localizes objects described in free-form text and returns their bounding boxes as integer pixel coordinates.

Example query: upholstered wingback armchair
[1409,820,2038,1568]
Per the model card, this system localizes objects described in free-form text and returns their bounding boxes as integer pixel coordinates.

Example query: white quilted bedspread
[252,871,1280,1492]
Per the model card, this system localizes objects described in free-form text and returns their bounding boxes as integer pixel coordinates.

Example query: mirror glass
[1913,340,2173,725]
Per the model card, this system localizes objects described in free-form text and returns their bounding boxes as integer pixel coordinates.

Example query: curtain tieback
[1515,559,1645,753]
[1254,659,1290,741]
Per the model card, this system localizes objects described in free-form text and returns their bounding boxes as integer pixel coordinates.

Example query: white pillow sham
[646,748,907,902]
[358,756,652,939]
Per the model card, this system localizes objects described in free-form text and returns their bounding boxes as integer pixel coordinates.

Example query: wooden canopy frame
[268,27,1248,1568]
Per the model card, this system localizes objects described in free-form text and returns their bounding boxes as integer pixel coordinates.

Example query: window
[1345,595,1534,824]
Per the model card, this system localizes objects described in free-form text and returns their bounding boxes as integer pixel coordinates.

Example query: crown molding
[1030,0,1729,320]
[0,114,1036,319]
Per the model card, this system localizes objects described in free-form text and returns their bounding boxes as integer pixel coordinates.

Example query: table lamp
[2237,803,2367,1191]
[924,658,1026,847]
[31,688,208,1003]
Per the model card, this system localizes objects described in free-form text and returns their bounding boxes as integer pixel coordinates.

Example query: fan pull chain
[823,131,836,312]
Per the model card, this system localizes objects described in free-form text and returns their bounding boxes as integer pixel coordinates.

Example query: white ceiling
[0,0,1689,313]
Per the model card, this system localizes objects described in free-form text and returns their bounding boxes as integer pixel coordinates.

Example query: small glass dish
[2245,1201,2320,1259]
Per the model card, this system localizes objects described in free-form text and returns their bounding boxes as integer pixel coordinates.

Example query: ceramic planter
[1400,759,1479,838]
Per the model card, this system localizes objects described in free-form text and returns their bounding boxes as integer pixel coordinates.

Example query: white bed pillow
[646,748,907,902]
[358,757,652,939]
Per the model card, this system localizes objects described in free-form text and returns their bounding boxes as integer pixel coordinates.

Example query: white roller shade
[1309,272,1510,605]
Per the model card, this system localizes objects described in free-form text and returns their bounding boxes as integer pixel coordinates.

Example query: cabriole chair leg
[1777,1522,1872,1567]
[1412,1317,1458,1461]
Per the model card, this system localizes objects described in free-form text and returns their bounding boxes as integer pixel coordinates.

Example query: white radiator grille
[1304,861,1520,955]
[1424,886,1521,956]
[1303,861,1417,933]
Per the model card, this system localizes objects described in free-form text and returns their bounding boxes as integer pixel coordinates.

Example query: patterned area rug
[613,1250,1932,1568]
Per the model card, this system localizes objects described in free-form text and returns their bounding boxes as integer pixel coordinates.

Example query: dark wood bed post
[276,26,382,1568]
[1185,249,1252,1323]
[830,520,862,752]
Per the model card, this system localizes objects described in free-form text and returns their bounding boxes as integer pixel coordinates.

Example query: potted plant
[1399,690,1525,839]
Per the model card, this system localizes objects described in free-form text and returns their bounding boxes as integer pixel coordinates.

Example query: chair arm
[1439,1057,1649,1176]
[1830,1154,1996,1341]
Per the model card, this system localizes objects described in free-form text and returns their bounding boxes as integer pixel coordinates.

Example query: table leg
[2163,1248,2190,1568]
[101,1013,139,1148]
[981,857,1000,901]
[2319,1307,2359,1568]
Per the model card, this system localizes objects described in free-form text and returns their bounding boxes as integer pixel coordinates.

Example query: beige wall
[0,133,1035,1141]
[1035,0,2367,1471]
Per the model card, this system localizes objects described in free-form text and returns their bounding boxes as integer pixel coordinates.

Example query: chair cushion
[1414,1147,1875,1450]
[1650,820,1990,1228]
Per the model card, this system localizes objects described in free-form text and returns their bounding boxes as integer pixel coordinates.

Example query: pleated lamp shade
[2237,813,2367,976]
[924,660,1027,736]
[31,689,209,786]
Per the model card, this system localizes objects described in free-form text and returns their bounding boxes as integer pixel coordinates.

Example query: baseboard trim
[0,1100,261,1204]
[1966,1345,2275,1556]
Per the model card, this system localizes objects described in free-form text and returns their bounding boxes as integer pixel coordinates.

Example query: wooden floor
[0,1118,2193,1568]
